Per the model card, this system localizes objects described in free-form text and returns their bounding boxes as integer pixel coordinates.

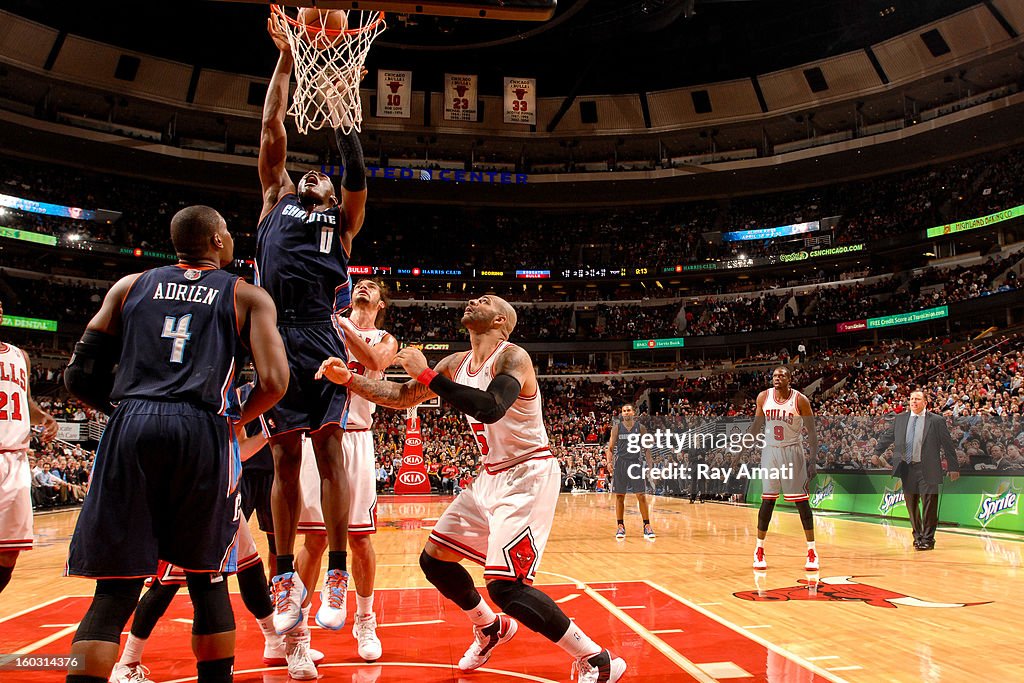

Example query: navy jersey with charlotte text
[255,194,351,321]
[111,265,248,418]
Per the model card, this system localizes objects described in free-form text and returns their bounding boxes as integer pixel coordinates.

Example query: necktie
[904,415,917,464]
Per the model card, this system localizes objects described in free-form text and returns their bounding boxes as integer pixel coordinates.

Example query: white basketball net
[273,7,386,135]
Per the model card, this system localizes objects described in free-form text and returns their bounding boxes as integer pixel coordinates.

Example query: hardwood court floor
[2,493,1021,682]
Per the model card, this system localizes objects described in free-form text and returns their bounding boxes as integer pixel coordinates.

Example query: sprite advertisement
[750,473,909,520]
[745,473,1024,530]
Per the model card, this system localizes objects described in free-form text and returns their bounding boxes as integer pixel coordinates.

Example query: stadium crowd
[3,145,1024,270]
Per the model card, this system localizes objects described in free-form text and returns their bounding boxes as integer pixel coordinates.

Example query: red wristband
[417,368,439,386]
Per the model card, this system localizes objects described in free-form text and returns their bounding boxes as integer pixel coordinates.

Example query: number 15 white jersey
[453,341,551,474]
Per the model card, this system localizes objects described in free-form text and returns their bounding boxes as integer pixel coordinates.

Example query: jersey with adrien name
[0,342,30,452]
[111,265,247,419]
[343,323,388,430]
[453,341,550,473]
[763,388,805,448]
[255,194,351,321]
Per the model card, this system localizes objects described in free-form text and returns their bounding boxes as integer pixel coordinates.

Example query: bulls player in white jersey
[0,299,59,594]
[749,366,819,571]
[293,278,395,668]
[317,294,627,683]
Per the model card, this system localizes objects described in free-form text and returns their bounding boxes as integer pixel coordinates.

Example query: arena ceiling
[5,0,981,96]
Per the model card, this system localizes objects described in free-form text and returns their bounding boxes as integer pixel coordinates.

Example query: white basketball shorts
[428,457,560,585]
[297,430,378,535]
[760,444,809,502]
[0,450,33,552]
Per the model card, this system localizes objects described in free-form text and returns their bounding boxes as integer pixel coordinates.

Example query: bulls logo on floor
[734,575,991,608]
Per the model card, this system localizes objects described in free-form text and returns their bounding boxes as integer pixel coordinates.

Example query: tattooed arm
[316,351,466,410]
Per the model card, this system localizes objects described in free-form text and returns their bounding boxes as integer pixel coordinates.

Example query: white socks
[257,614,278,638]
[356,592,374,617]
[118,634,147,666]
[556,623,601,659]
[463,596,497,627]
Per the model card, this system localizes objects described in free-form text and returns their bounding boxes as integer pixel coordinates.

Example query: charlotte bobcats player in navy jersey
[605,403,655,540]
[317,295,627,683]
[748,366,819,571]
[0,298,59,596]
[63,206,288,683]
[258,12,369,636]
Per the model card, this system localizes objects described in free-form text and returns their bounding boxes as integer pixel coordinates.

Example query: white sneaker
[353,613,383,662]
[752,547,767,570]
[458,615,518,672]
[285,638,318,680]
[271,572,307,635]
[572,649,627,683]
[264,632,325,666]
[804,548,820,571]
[263,631,286,666]
[315,568,350,630]
[109,663,153,683]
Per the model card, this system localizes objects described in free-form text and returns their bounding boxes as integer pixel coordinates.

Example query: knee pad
[419,550,480,611]
[757,498,777,531]
[236,561,273,621]
[795,500,815,531]
[73,579,145,644]
[131,582,181,639]
[186,573,235,636]
[486,580,570,642]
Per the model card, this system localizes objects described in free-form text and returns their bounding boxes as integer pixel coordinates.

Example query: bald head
[491,296,517,338]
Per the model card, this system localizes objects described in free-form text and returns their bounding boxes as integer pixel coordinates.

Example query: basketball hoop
[270,5,386,135]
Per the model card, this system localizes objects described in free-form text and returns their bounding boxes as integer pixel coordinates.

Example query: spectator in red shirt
[441,463,459,495]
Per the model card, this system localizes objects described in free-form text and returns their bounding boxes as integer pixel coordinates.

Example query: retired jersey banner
[376,70,412,118]
[503,77,536,125]
[444,73,478,122]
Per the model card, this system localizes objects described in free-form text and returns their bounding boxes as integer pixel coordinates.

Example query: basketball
[297,8,348,49]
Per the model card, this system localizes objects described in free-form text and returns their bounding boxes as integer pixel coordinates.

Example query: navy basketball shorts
[612,456,648,495]
[263,322,349,437]
[239,468,275,533]
[66,399,241,579]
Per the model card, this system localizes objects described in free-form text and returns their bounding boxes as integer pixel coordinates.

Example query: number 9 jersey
[111,265,248,419]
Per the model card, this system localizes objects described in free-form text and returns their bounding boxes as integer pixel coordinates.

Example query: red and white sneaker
[263,632,324,666]
[752,547,767,570]
[804,548,819,571]
[458,615,518,671]
[572,649,627,683]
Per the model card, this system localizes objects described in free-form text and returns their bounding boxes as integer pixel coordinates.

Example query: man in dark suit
[873,391,960,550]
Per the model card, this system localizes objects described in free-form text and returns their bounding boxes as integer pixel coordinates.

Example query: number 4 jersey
[0,341,30,452]
[111,265,249,419]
